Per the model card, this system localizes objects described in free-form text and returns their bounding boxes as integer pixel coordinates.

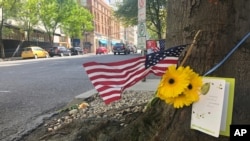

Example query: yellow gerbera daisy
[164,93,190,108]
[182,66,195,76]
[157,65,190,99]
[183,72,203,104]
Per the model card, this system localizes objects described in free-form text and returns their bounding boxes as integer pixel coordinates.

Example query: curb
[74,79,161,100]
[0,53,96,62]
[75,89,97,99]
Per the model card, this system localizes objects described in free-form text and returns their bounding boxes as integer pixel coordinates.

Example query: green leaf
[201,83,210,95]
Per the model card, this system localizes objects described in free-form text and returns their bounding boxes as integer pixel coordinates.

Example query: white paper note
[191,78,226,137]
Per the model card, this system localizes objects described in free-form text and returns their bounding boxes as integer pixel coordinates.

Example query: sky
[104,0,110,5]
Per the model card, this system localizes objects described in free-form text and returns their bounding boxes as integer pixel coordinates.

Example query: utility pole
[138,0,147,82]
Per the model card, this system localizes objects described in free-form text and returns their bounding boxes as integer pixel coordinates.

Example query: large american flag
[83,44,188,104]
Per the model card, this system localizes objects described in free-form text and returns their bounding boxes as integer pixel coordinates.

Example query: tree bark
[110,0,250,141]
[0,11,5,58]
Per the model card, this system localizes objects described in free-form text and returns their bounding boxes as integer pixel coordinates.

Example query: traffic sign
[137,0,146,50]
[137,36,146,49]
[138,0,145,9]
[138,7,146,21]
[138,22,146,37]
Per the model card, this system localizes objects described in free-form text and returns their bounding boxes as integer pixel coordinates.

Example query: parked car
[21,46,49,59]
[70,47,83,55]
[96,46,108,55]
[48,46,71,57]
[112,43,130,55]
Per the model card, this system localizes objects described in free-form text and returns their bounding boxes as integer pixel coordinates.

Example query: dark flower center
[188,84,193,90]
[178,93,184,96]
[169,78,175,84]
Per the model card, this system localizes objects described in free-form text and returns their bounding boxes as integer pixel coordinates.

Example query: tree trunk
[0,13,5,58]
[110,0,250,141]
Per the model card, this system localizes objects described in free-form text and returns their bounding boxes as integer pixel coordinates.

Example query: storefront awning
[99,39,107,44]
[111,41,116,45]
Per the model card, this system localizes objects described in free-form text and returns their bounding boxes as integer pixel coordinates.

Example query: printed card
[190,77,235,137]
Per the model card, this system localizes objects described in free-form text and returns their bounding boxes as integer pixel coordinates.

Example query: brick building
[77,0,121,53]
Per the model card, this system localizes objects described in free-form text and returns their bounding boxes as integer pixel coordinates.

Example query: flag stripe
[84,57,146,85]
[104,96,121,104]
[150,58,178,76]
[86,60,145,81]
[84,56,145,68]
[84,57,145,76]
[92,68,146,88]
[83,57,148,104]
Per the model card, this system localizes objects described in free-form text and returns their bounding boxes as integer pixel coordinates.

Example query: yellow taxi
[21,46,49,59]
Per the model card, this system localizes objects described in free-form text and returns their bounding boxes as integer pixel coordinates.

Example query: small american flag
[146,39,166,52]
[145,45,188,69]
[83,44,188,104]
[157,39,166,51]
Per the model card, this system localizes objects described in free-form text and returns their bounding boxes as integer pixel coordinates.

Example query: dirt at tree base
[19,93,230,141]
[20,97,149,141]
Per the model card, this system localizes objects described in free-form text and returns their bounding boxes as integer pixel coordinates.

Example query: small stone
[81,114,87,118]
[64,116,70,120]
[67,118,73,123]
[69,109,78,115]
[47,128,53,132]
[57,124,62,129]
[54,126,58,130]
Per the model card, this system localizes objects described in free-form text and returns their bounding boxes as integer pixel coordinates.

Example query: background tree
[61,3,93,39]
[37,0,74,45]
[114,0,166,39]
[0,0,20,58]
[16,0,39,42]
[109,0,250,140]
[146,0,166,39]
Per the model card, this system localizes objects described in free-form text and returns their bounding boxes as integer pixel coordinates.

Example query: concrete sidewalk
[0,53,96,62]
[75,79,161,99]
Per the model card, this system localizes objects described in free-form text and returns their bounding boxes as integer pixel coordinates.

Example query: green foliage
[147,0,167,39]
[15,0,40,41]
[0,0,23,58]
[0,0,94,56]
[114,0,167,39]
[0,0,21,18]
[38,0,63,36]
[18,0,39,26]
[114,0,138,26]
[61,4,93,38]
[33,0,93,44]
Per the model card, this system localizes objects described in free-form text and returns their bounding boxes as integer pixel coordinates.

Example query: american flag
[83,44,188,104]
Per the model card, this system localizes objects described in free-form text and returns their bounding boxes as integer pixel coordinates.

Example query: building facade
[78,0,121,53]
[108,0,137,47]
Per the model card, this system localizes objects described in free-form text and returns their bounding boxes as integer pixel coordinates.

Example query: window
[60,36,67,42]
[80,0,87,6]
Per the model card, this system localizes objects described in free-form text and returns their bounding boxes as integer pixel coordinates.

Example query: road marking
[0,64,21,67]
[0,90,11,93]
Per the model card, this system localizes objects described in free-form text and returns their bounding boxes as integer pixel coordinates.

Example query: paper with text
[190,77,235,137]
